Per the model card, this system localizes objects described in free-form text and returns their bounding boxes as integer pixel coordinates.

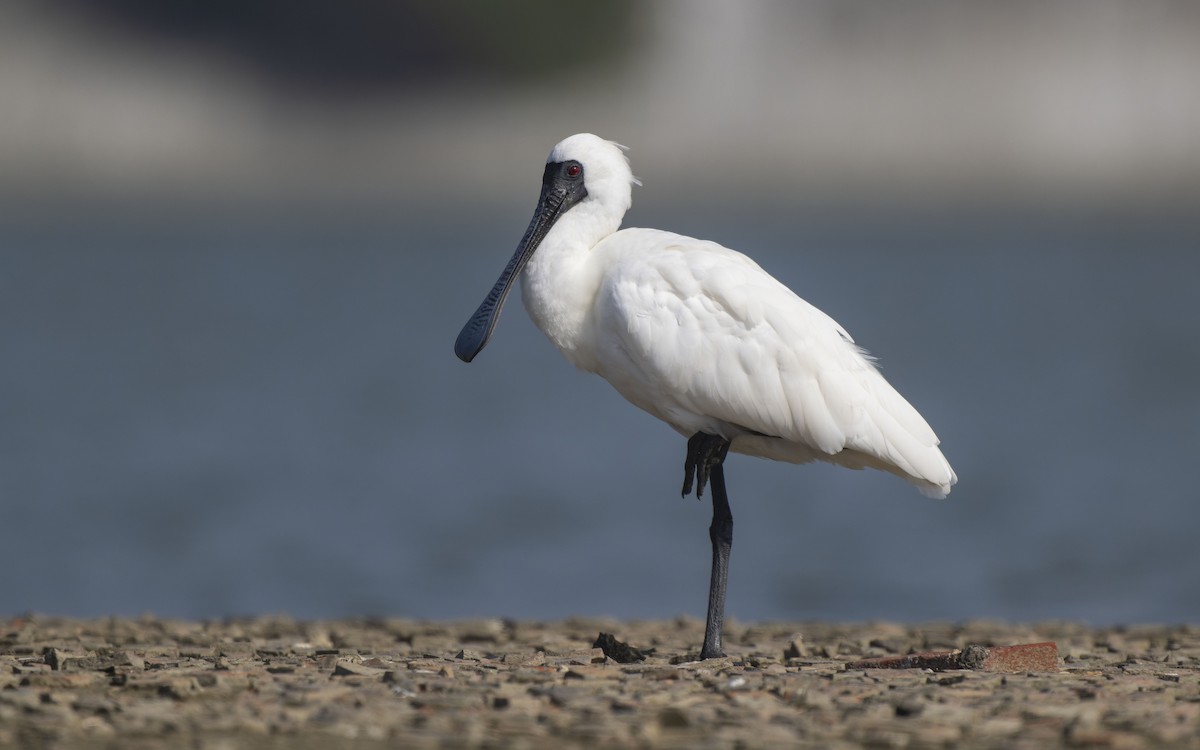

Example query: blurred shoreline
[4,1,1200,215]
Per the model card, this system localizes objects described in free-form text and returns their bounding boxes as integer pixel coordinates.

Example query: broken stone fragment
[593,633,652,664]
[846,642,1058,673]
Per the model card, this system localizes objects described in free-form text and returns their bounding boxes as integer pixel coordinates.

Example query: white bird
[455,133,956,659]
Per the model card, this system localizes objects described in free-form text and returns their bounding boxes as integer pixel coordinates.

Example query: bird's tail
[838,369,958,498]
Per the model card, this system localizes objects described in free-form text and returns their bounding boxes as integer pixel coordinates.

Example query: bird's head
[454,134,637,363]
[545,133,639,220]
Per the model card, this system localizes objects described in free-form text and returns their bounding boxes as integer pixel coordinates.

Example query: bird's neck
[519,202,621,371]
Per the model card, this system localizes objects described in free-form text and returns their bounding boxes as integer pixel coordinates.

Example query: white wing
[589,228,957,498]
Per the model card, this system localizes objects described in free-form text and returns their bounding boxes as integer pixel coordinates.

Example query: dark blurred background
[2,1,1198,624]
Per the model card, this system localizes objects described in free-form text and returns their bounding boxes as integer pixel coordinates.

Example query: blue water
[2,208,1197,624]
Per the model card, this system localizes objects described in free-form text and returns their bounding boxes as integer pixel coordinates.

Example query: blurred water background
[2,1,1198,625]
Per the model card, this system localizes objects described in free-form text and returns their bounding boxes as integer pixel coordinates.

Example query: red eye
[566,164,582,178]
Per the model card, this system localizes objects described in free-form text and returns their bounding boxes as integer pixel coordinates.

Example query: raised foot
[682,432,731,499]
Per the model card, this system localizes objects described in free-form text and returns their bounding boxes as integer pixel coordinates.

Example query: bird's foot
[682,432,731,499]
[699,643,726,660]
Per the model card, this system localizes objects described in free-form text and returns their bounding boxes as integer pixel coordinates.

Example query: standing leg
[701,461,732,658]
[682,432,732,660]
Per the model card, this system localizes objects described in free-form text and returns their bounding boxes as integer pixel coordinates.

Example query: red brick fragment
[846,642,1058,673]
[978,642,1058,673]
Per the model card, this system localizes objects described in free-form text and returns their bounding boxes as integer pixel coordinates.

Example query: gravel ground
[2,615,1198,749]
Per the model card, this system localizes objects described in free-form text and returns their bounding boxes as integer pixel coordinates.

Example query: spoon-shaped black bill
[455,161,587,362]
[453,219,542,362]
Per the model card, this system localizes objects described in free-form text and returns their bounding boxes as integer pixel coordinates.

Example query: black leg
[682,432,732,660]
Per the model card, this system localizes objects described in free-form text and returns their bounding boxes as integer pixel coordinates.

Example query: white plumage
[516,134,957,498]
[455,133,957,658]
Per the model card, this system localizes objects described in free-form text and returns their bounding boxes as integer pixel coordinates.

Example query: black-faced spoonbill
[455,133,956,659]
